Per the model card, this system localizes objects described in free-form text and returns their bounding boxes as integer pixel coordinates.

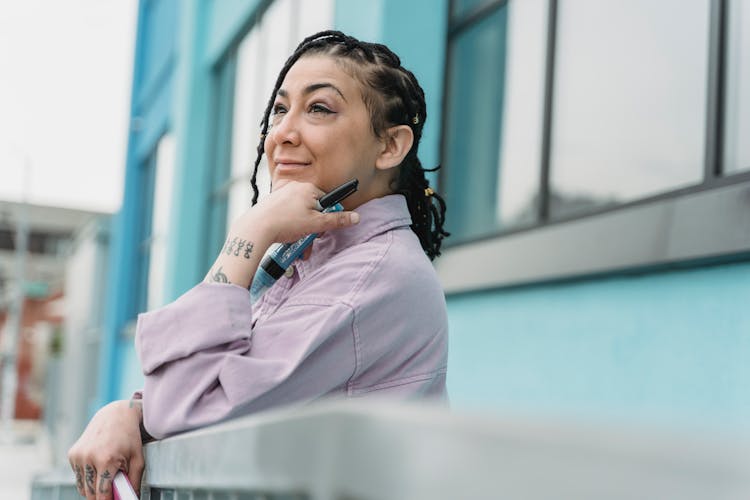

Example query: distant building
[0,200,106,422]
[99,0,749,437]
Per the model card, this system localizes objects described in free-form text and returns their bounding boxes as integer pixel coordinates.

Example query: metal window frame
[437,0,750,294]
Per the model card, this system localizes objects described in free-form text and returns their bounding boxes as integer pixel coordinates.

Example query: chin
[270,174,319,192]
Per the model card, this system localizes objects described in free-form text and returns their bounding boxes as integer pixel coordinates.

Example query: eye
[309,103,333,115]
[272,103,287,116]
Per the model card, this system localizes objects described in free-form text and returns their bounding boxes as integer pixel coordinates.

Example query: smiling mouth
[276,161,310,173]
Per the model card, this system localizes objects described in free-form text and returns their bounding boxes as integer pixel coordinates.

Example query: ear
[375,125,414,170]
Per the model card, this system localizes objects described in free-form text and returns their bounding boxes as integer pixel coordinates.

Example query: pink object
[113,471,138,500]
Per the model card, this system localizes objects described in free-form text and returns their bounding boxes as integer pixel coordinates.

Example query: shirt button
[284,266,295,278]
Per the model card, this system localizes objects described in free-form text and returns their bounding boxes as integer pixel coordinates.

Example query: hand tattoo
[99,469,112,494]
[211,266,229,283]
[244,242,254,259]
[74,464,83,492]
[84,464,96,494]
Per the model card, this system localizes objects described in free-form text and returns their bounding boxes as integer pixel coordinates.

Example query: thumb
[125,455,145,497]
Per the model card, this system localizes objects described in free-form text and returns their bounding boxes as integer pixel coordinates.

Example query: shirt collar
[301,194,412,273]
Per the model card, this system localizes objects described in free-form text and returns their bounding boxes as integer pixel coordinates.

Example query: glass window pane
[724,0,750,174]
[495,0,547,227]
[452,0,496,20]
[443,8,508,242]
[147,134,175,310]
[444,2,546,242]
[549,0,710,219]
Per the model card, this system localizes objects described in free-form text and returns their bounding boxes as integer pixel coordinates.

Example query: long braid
[251,30,449,259]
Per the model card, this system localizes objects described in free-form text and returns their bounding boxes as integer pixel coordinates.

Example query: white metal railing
[33,401,750,499]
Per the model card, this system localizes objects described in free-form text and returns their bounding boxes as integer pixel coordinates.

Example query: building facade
[102,0,750,438]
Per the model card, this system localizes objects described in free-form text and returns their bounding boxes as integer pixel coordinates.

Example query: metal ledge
[139,401,750,500]
[31,401,750,499]
[435,181,750,294]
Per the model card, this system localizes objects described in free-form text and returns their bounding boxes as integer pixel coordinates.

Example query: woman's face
[264,55,389,209]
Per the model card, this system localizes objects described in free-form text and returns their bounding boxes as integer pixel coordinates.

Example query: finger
[128,453,145,497]
[320,211,360,231]
[84,463,97,500]
[96,467,114,500]
[71,462,85,497]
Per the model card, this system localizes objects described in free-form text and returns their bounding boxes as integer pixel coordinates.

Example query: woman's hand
[238,180,360,244]
[205,181,359,288]
[68,400,145,500]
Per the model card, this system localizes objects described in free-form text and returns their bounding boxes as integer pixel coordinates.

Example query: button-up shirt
[136,194,448,439]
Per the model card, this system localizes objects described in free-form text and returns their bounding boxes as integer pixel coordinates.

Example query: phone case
[113,471,139,500]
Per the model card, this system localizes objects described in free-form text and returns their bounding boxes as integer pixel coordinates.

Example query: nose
[268,110,301,146]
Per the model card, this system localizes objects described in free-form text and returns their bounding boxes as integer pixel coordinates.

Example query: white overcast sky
[0,0,137,213]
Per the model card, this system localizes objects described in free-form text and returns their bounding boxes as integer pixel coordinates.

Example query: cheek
[264,137,274,171]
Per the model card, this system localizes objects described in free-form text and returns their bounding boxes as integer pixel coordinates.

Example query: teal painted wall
[101,0,179,405]
[162,0,213,302]
[446,261,750,436]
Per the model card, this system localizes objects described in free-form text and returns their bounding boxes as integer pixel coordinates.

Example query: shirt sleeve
[135,282,356,439]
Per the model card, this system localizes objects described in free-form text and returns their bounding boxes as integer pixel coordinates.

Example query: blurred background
[1,0,749,498]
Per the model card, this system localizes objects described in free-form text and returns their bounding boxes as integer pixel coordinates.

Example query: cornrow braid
[250,30,449,260]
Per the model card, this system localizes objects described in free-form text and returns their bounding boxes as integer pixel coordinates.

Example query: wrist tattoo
[211,266,229,283]
[244,241,254,258]
[223,236,254,259]
[223,236,238,255]
[234,239,245,256]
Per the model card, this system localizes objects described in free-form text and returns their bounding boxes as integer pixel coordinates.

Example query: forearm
[204,218,274,289]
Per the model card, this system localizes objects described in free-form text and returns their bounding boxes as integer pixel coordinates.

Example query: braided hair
[250,30,449,260]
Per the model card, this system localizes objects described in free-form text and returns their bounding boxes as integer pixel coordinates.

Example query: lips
[274,158,311,169]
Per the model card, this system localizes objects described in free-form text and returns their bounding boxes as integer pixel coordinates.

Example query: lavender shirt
[135,195,448,438]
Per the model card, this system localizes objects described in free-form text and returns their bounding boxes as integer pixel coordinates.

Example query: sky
[0,0,137,214]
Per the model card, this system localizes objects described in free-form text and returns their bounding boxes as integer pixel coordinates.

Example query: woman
[68,30,449,499]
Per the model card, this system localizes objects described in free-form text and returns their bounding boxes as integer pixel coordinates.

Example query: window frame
[437,0,750,294]
[203,54,238,271]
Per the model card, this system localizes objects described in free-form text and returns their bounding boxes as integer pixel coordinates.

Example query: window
[205,0,333,262]
[452,0,497,19]
[137,134,175,312]
[549,0,709,218]
[443,0,548,243]
[437,0,750,292]
[724,0,750,174]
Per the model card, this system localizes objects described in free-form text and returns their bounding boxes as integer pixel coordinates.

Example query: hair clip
[424,187,434,197]
[412,115,420,125]
[260,133,266,140]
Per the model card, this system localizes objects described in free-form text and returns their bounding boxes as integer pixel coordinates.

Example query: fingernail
[350,212,360,224]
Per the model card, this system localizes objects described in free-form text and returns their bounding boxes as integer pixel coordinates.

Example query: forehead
[280,55,361,94]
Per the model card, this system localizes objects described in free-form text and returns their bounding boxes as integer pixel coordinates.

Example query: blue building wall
[100,0,180,405]
[447,261,750,436]
[103,0,750,440]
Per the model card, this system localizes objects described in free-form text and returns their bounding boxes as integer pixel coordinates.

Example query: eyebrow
[277,83,347,102]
